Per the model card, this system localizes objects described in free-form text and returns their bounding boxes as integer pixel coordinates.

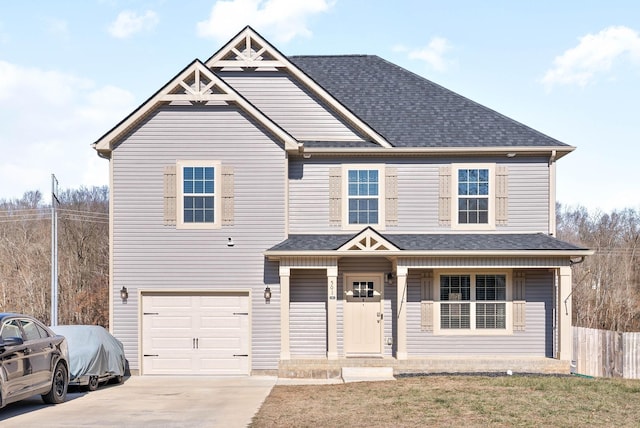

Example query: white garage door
[142,293,250,375]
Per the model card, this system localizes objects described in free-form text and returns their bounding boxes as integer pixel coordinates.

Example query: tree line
[0,187,109,326]
[0,189,638,331]
[556,204,640,332]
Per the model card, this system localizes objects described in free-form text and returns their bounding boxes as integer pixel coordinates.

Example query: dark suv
[0,313,69,408]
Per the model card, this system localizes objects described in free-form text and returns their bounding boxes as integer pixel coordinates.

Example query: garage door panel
[200,295,248,310]
[142,293,250,375]
[198,337,243,349]
[145,357,194,372]
[149,316,192,330]
[151,337,194,351]
[199,357,247,372]
[200,316,244,329]
[144,295,194,311]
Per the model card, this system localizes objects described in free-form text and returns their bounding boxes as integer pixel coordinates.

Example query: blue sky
[1,0,638,212]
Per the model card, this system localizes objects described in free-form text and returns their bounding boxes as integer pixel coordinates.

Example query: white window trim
[451,163,496,231]
[432,270,513,336]
[176,160,221,230]
[341,164,385,230]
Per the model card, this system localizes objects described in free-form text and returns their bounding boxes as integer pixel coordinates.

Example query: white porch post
[279,266,291,360]
[558,266,572,361]
[327,266,338,359]
[396,266,408,360]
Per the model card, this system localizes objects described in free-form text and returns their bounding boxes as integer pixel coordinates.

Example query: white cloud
[0,61,135,202]
[45,17,69,37]
[542,26,640,88]
[108,10,159,39]
[196,0,334,43]
[399,37,453,72]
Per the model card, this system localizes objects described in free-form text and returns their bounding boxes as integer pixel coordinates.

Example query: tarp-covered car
[50,325,125,391]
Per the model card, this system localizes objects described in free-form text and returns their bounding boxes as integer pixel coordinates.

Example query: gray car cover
[51,325,125,380]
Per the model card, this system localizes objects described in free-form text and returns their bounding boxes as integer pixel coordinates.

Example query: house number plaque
[329,281,336,300]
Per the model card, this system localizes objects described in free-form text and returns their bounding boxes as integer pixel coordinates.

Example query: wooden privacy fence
[572,326,640,379]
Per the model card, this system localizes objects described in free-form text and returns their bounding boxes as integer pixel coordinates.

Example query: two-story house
[93,26,590,377]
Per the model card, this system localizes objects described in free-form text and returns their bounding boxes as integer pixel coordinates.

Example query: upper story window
[177,161,221,229]
[341,165,385,229]
[458,168,489,224]
[451,163,496,230]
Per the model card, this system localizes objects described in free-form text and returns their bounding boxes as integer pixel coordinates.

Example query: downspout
[548,150,557,236]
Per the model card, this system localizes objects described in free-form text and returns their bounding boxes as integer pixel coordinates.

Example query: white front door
[141,292,250,375]
[343,275,383,355]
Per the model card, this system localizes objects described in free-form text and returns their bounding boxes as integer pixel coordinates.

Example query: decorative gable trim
[337,227,400,252]
[93,60,298,154]
[205,26,392,149]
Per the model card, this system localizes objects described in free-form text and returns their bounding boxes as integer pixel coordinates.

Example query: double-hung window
[177,161,220,229]
[343,165,384,228]
[452,164,495,230]
[436,272,510,334]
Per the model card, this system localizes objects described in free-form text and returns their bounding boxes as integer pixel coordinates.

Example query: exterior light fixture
[227,237,235,247]
[264,286,272,303]
[120,286,129,301]
[386,272,395,282]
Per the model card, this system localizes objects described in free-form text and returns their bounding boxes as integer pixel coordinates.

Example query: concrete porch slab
[342,367,395,383]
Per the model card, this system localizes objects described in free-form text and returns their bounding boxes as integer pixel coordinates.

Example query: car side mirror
[0,336,24,350]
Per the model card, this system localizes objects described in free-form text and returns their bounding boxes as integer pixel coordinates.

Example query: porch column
[396,266,408,360]
[279,266,290,360]
[557,266,572,361]
[327,266,338,360]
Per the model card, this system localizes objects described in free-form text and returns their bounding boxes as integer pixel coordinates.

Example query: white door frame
[343,273,384,356]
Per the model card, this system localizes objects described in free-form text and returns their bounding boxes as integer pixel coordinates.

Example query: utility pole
[51,174,60,326]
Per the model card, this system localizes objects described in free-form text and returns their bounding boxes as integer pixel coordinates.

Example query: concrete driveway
[0,376,277,428]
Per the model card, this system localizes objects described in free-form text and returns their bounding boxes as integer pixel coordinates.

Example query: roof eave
[265,248,594,259]
[297,145,575,159]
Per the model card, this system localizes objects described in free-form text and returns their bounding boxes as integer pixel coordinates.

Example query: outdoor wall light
[264,286,272,303]
[386,272,395,282]
[120,286,129,301]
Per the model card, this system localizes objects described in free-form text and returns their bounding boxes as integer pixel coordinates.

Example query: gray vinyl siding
[406,269,554,356]
[290,269,327,357]
[221,71,364,142]
[111,104,286,372]
[288,157,550,234]
[507,161,550,232]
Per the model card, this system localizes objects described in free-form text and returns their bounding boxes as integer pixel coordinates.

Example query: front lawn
[251,375,640,427]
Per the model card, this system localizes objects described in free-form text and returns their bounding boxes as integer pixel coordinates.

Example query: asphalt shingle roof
[268,233,586,252]
[289,55,569,149]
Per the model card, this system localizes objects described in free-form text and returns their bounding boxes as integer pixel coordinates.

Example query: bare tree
[0,187,109,326]
[557,204,640,332]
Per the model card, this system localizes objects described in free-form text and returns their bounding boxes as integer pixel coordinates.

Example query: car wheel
[87,376,99,391]
[42,362,68,404]
[110,375,124,385]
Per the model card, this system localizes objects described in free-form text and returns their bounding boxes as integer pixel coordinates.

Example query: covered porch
[265,228,591,376]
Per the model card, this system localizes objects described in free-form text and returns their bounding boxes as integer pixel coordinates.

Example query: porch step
[341,367,395,383]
